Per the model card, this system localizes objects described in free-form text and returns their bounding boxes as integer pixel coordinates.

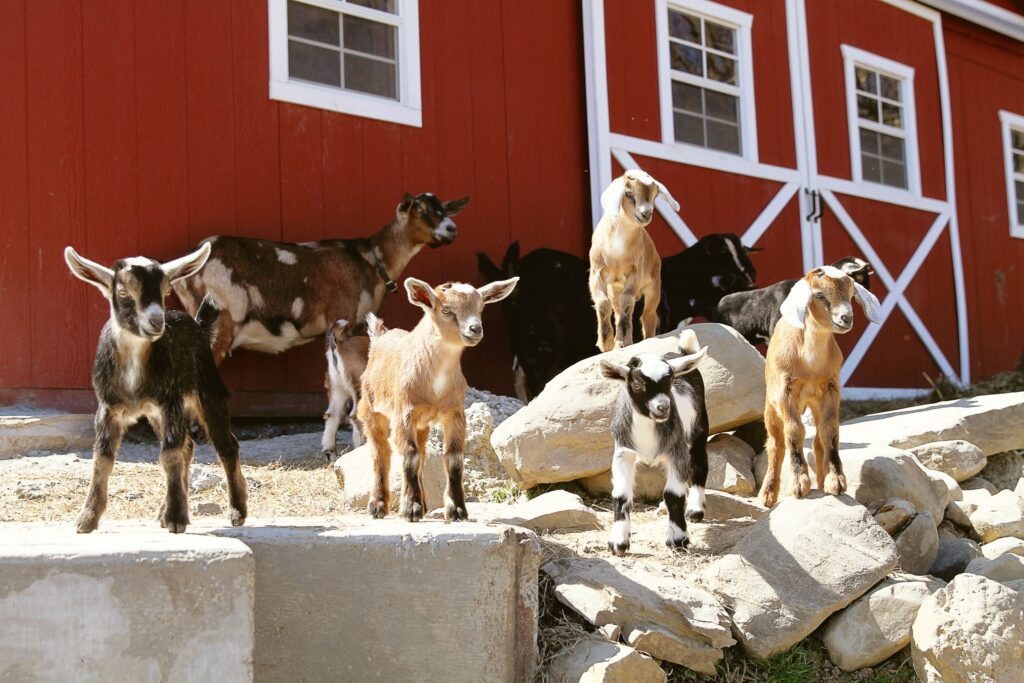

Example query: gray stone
[655,491,766,521]
[927,469,962,508]
[486,490,600,532]
[982,537,1024,561]
[0,522,254,681]
[194,502,223,516]
[894,512,939,575]
[871,498,915,535]
[841,392,1024,456]
[962,476,999,494]
[944,500,975,532]
[929,537,982,581]
[908,440,986,482]
[701,493,897,658]
[492,325,766,488]
[966,553,1024,584]
[542,557,734,675]
[822,573,945,672]
[547,638,666,683]
[969,489,1024,543]
[0,412,95,459]
[911,574,1024,683]
[979,450,1024,491]
[334,442,447,512]
[189,465,225,494]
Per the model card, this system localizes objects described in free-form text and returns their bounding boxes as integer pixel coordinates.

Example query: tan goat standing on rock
[589,170,680,352]
[758,265,882,508]
[358,276,519,522]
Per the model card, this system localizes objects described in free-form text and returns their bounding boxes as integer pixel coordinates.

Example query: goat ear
[854,282,883,324]
[502,241,521,277]
[600,177,626,217]
[162,242,211,283]
[667,346,708,376]
[780,279,812,329]
[479,277,519,305]
[405,277,437,311]
[653,178,681,211]
[600,359,629,382]
[744,245,764,253]
[443,196,470,216]
[397,192,415,215]
[64,246,114,296]
[477,252,503,282]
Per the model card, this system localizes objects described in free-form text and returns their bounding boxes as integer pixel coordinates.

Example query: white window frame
[268,0,422,127]
[841,45,921,196]
[655,0,758,163]
[999,110,1024,239]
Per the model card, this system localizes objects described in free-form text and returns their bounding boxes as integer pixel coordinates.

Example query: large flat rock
[214,517,541,683]
[0,522,254,682]
[493,324,766,488]
[701,493,897,658]
[0,413,95,459]
[841,392,1024,456]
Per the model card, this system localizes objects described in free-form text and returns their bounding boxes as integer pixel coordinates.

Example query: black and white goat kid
[599,330,709,555]
[64,243,248,534]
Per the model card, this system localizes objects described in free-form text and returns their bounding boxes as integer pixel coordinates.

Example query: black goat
[64,243,248,534]
[717,257,874,345]
[599,330,710,556]
[478,234,758,401]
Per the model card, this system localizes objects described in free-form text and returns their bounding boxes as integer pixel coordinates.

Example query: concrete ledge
[213,517,542,683]
[0,413,94,459]
[0,523,255,682]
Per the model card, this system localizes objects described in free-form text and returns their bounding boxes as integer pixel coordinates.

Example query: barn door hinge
[804,188,822,223]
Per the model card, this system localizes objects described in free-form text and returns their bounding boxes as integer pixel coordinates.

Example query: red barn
[1,0,1023,415]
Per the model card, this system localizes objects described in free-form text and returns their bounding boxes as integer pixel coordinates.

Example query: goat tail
[195,293,221,345]
[365,313,387,342]
[677,328,701,355]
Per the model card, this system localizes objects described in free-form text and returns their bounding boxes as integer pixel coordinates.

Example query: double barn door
[584,0,969,394]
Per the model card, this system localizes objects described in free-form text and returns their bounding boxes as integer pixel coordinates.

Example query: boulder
[840,392,1024,456]
[333,443,447,512]
[944,500,975,533]
[822,573,945,672]
[894,512,939,575]
[0,412,94,459]
[929,538,982,581]
[908,440,986,482]
[870,498,915,535]
[969,489,1024,543]
[962,476,999,494]
[966,553,1024,584]
[492,325,766,488]
[926,469,962,508]
[189,465,225,494]
[911,574,1024,683]
[961,487,993,508]
[542,557,734,675]
[978,450,1024,491]
[479,490,600,532]
[982,537,1024,561]
[547,638,666,683]
[700,493,897,658]
[655,491,767,521]
[579,465,665,502]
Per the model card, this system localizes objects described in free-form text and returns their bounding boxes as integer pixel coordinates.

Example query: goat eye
[624,191,635,200]
[441,306,452,315]
[116,288,130,299]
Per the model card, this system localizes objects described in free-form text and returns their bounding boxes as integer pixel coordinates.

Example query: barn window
[657,0,757,161]
[999,110,1024,239]
[841,46,921,195]
[268,0,422,127]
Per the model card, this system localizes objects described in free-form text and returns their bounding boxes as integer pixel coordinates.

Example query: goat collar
[373,248,398,294]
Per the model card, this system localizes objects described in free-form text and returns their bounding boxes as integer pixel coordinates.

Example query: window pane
[862,154,881,182]
[1017,201,1024,225]
[674,112,705,146]
[1013,129,1024,152]
[857,95,879,122]
[880,75,901,101]
[668,10,700,43]
[707,55,737,85]
[855,67,877,94]
[705,21,736,54]
[289,40,341,86]
[343,15,395,59]
[882,160,907,188]
[707,120,740,153]
[344,53,396,98]
[881,102,902,128]
[670,43,703,76]
[1014,152,1024,174]
[860,128,879,155]
[880,133,904,162]
[1017,180,1024,202]
[348,0,396,13]
[705,89,738,123]
[672,81,702,113]
[288,1,340,45]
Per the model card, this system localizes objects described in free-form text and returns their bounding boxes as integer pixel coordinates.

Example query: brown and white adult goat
[358,276,518,522]
[173,193,468,363]
[758,265,882,508]
[589,170,680,352]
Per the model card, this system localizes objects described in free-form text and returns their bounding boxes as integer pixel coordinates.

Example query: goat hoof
[824,472,847,496]
[229,508,246,527]
[444,503,470,523]
[665,534,690,551]
[401,501,423,523]
[368,498,388,519]
[758,488,777,508]
[321,448,336,462]
[166,521,188,534]
[685,509,704,523]
[607,540,630,557]
[75,510,100,534]
[791,473,811,498]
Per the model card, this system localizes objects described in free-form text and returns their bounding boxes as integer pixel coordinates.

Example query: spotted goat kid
[64,243,248,534]
[599,330,710,556]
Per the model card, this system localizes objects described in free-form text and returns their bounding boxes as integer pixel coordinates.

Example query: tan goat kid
[758,266,882,508]
[589,170,680,352]
[358,276,519,522]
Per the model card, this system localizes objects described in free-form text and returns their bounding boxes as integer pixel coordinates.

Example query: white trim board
[842,387,931,400]
[999,110,1024,240]
[920,0,1024,43]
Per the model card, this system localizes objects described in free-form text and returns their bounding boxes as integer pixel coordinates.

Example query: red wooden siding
[0,0,591,414]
